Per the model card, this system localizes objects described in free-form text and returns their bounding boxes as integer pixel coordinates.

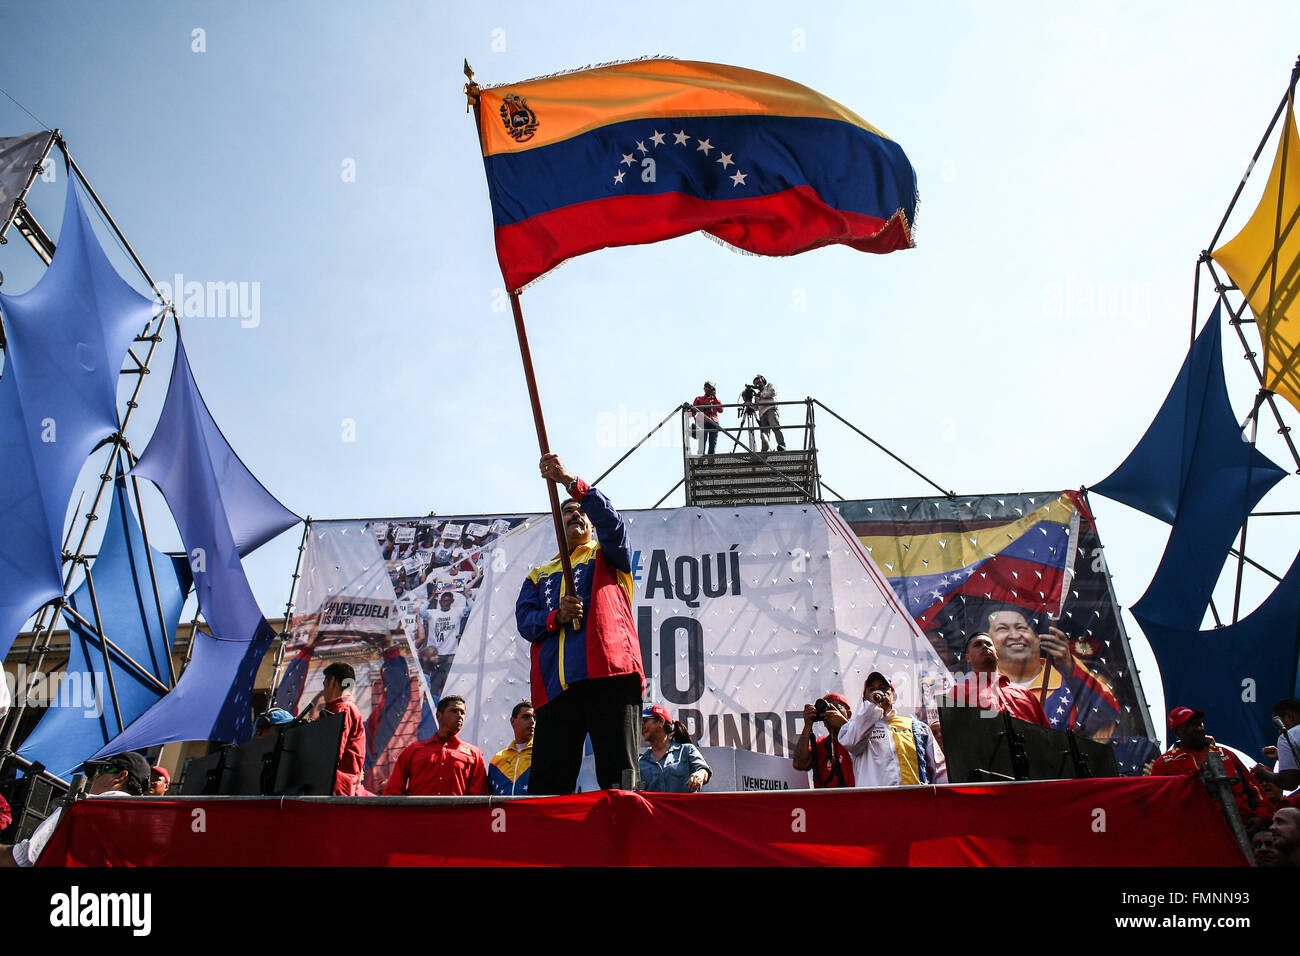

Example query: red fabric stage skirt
[37,775,1244,867]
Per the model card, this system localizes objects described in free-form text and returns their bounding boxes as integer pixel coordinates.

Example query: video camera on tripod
[731,382,761,451]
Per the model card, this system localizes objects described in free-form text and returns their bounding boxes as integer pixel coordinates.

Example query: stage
[37,775,1246,867]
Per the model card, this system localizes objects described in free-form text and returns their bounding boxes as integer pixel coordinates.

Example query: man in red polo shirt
[384,695,489,796]
[945,632,1050,726]
[1150,706,1272,832]
[322,662,368,796]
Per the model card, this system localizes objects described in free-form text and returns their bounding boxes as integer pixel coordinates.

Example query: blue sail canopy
[1093,304,1285,524]
[0,174,158,662]
[1096,307,1286,629]
[91,618,276,757]
[1137,547,1300,756]
[194,378,300,558]
[17,472,190,780]
[131,334,298,645]
[93,333,296,754]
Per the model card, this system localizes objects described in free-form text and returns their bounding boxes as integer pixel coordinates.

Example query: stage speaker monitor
[272,712,344,796]
[4,766,67,842]
[178,733,281,796]
[179,747,232,796]
[939,706,1116,783]
[225,729,286,796]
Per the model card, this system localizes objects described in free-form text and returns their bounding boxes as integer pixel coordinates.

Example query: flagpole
[465,62,578,604]
[508,290,580,599]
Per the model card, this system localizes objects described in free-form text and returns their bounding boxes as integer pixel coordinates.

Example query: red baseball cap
[822,692,852,716]
[642,704,673,724]
[150,765,170,783]
[1168,707,1205,730]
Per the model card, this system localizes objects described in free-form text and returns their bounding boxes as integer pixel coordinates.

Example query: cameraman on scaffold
[752,374,786,452]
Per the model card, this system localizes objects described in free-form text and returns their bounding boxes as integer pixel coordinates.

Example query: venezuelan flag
[474,58,917,291]
[851,494,1085,630]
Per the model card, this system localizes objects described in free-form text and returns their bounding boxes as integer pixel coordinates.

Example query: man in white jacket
[836,672,947,787]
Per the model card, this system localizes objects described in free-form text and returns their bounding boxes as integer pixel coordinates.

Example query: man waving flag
[470,58,918,291]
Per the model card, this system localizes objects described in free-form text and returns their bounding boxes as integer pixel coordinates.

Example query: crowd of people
[797,665,1300,867]
[4,453,1297,868]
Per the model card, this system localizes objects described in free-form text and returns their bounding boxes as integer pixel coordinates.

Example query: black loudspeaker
[3,765,68,842]
[273,714,345,795]
[178,713,344,796]
[939,706,1118,784]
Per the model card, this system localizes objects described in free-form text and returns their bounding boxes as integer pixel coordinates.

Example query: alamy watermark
[3,664,103,718]
[595,403,688,450]
[154,273,261,328]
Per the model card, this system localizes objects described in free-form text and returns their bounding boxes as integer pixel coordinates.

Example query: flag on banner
[837,492,1134,746]
[474,58,917,291]
[855,494,1083,629]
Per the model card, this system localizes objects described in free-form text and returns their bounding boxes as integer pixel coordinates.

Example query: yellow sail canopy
[1212,102,1300,413]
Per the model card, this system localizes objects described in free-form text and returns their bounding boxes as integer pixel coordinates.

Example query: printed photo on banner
[274,515,529,791]
[273,612,421,795]
[373,515,527,705]
[835,491,1160,773]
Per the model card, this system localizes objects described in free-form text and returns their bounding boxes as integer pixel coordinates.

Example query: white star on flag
[614,169,625,184]
[621,153,635,167]
[635,140,647,154]
[716,152,734,169]
[673,130,690,145]
[695,138,713,155]
[730,170,747,187]
[650,130,665,146]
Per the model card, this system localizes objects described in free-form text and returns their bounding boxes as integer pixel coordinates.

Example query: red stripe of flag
[494,186,909,290]
[915,556,1066,629]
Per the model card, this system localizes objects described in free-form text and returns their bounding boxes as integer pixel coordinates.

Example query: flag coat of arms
[474,58,918,291]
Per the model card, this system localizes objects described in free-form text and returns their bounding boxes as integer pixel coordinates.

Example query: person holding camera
[691,380,723,456]
[752,374,786,452]
[837,672,947,788]
[792,691,856,788]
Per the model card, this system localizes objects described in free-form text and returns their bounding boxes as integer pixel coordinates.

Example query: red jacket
[1150,744,1272,822]
[324,694,367,796]
[515,480,644,707]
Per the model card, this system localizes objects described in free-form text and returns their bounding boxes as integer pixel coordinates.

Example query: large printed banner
[275,503,948,791]
[834,491,1160,772]
[273,515,530,793]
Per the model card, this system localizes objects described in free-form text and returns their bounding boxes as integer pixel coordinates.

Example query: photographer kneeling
[792,691,855,788]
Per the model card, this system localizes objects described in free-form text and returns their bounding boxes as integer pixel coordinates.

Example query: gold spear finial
[463,59,480,113]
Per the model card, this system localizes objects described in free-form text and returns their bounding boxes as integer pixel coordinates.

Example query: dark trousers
[759,408,785,450]
[528,673,642,795]
[702,418,719,454]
